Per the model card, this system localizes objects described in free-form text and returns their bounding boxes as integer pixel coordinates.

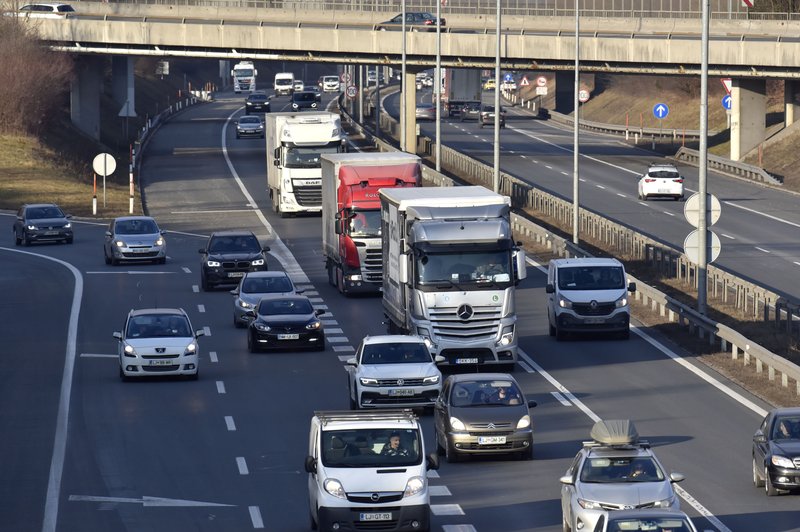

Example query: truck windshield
[557,266,624,291]
[416,250,511,288]
[285,143,341,168]
[235,69,254,77]
[321,429,422,468]
[275,79,292,86]
[348,210,381,238]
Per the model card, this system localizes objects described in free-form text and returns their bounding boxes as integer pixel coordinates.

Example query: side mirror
[195,329,206,338]
[245,310,256,318]
[304,456,317,474]
[112,332,122,340]
[295,289,305,295]
[669,472,685,483]
[233,121,238,126]
[545,284,555,294]
[105,231,113,237]
[345,357,357,366]
[434,355,445,363]
[230,289,239,296]
[628,282,637,293]
[334,221,342,235]
[65,214,73,219]
[753,430,766,444]
[198,248,206,254]
[398,253,409,284]
[527,400,538,408]
[559,475,574,486]
[426,453,440,471]
[160,230,167,235]
[515,249,528,281]
[273,147,280,160]
[315,309,325,316]
[262,246,271,252]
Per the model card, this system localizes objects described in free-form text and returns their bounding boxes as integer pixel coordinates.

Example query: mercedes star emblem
[457,304,474,320]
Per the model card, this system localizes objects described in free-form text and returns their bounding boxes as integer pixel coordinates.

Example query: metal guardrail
[673,146,782,185]
[339,87,800,398]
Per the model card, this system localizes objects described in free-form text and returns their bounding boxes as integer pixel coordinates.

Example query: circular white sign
[536,76,547,87]
[684,229,722,265]
[346,85,358,100]
[340,72,351,84]
[92,153,117,177]
[578,90,590,103]
[684,192,722,228]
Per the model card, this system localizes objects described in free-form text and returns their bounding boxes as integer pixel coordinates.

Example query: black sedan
[13,203,73,245]
[199,230,270,291]
[291,91,320,111]
[753,407,800,495]
[245,91,270,114]
[246,295,325,352]
[434,373,537,462]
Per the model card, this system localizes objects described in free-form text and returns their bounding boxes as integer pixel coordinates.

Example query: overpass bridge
[25,0,800,158]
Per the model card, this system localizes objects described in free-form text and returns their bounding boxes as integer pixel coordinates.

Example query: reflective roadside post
[493,0,501,194]
[572,0,580,245]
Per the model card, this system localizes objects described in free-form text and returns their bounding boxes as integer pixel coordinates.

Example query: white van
[305,410,439,532]
[274,72,295,96]
[321,75,340,93]
[546,257,636,340]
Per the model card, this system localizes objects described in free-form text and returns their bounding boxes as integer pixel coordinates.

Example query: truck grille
[363,247,383,283]
[294,185,321,207]
[430,305,501,341]
[572,302,615,316]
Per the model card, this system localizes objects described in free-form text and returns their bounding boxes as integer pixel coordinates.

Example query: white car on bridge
[637,162,685,201]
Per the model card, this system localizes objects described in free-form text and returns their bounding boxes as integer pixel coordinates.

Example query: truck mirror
[628,282,637,293]
[399,254,409,284]
[545,284,555,294]
[515,249,527,281]
[334,221,341,235]
[254,70,258,76]
[273,147,280,160]
[426,453,440,471]
[273,159,280,167]
[304,456,317,474]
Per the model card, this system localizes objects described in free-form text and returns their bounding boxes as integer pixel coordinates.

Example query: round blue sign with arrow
[653,103,669,119]
[721,94,732,111]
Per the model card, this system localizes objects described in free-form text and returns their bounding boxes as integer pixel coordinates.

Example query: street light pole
[698,0,710,314]
[435,0,442,172]
[401,0,407,152]
[572,0,580,245]
[493,0,501,194]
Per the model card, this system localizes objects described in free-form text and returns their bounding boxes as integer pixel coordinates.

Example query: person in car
[488,386,521,405]
[380,432,409,457]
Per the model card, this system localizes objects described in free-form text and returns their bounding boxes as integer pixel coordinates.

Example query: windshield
[239,117,261,125]
[450,379,523,407]
[321,429,421,467]
[115,218,159,235]
[258,298,313,316]
[275,78,293,86]
[607,517,693,532]
[557,266,625,290]
[284,143,341,168]
[324,77,338,83]
[28,206,64,219]
[361,342,431,364]
[235,69,254,77]
[416,250,511,287]
[248,95,267,102]
[580,457,665,483]
[127,314,190,338]
[347,209,381,238]
[294,92,316,102]
[208,235,261,253]
[773,416,800,440]
[648,169,680,179]
[242,276,293,294]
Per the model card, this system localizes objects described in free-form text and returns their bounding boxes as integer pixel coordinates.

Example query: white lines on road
[531,159,538,163]
[595,185,606,189]
[617,193,627,198]
[197,304,205,313]
[508,150,515,154]
[192,285,199,293]
[303,290,320,296]
[518,360,534,373]
[225,416,236,431]
[321,319,338,326]
[551,391,572,406]
[203,326,212,337]
[80,353,116,358]
[236,457,249,475]
[795,262,800,267]
[429,485,452,496]
[442,526,476,532]
[721,234,736,240]
[724,200,800,229]
[520,155,527,159]
[638,201,648,206]
[326,328,344,334]
[209,351,218,363]
[249,506,264,528]
[216,381,226,394]
[181,267,191,274]
[561,171,569,176]
[431,504,465,516]
[327,337,349,344]
[579,178,587,183]
[755,247,772,254]
[663,211,675,217]
[313,304,329,311]
[426,470,440,479]
[544,165,553,170]
[338,355,353,362]
[333,345,355,353]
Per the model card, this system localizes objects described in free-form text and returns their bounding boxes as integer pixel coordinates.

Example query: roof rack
[590,419,641,446]
[314,409,418,426]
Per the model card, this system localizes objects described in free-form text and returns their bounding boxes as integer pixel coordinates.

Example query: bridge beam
[111,56,137,118]
[554,71,574,115]
[730,78,766,161]
[785,80,800,127]
[70,55,103,140]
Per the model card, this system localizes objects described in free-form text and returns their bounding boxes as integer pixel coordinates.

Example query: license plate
[149,359,173,366]
[584,318,605,324]
[479,436,507,445]
[456,357,479,364]
[359,513,392,522]
[389,388,415,396]
[277,333,299,340]
[658,188,671,193]
[45,231,59,235]
[132,248,150,253]
[228,272,245,278]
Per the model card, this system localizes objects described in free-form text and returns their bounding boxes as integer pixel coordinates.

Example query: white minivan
[273,72,295,96]
[305,409,439,532]
[546,257,636,340]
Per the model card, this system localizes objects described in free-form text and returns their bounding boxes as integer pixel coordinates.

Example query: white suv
[347,335,444,410]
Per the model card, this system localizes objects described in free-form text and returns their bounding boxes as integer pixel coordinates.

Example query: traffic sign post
[578,89,589,103]
[652,103,669,147]
[519,76,530,87]
[340,72,351,84]
[536,76,547,87]
[345,85,358,100]
[721,94,732,111]
[92,153,116,208]
[684,192,721,228]
[684,229,722,264]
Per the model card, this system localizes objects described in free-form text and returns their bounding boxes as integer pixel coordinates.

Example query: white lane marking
[579,178,587,182]
[303,290,319,296]
[518,360,534,373]
[249,506,264,528]
[321,319,338,326]
[209,351,218,363]
[68,494,233,507]
[755,247,771,253]
[545,165,553,169]
[431,504,465,516]
[327,328,344,334]
[313,304,329,310]
[795,262,800,267]
[551,391,572,406]
[333,345,355,352]
[531,159,538,163]
[724,200,800,229]
[295,284,315,290]
[203,326,211,337]
[80,353,116,358]
[508,150,515,154]
[664,211,675,217]
[673,485,731,532]
[216,381,226,394]
[429,485,452,496]
[236,457,249,475]
[427,470,440,479]
[225,416,236,431]
[182,267,191,274]
[309,297,325,303]
[596,185,605,189]
[617,193,627,198]
[639,201,648,206]
[197,304,205,313]
[520,155,527,159]
[327,337,349,344]
[561,171,569,176]
[721,234,735,240]
[338,355,354,362]
[192,285,199,293]
[442,526,477,532]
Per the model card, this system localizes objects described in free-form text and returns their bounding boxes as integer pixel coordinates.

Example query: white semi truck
[266,112,345,217]
[380,186,527,368]
[231,61,257,93]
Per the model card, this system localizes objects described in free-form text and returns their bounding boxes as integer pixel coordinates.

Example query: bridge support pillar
[784,80,800,127]
[112,56,137,118]
[219,60,230,89]
[402,67,421,154]
[555,71,574,115]
[70,55,103,140]
[730,78,766,160]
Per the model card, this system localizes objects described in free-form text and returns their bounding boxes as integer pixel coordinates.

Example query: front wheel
[753,458,764,488]
[765,467,779,496]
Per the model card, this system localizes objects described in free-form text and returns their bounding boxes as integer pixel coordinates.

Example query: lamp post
[435,0,442,172]
[493,0,501,194]
[572,0,580,244]
[401,0,407,152]
[698,0,710,314]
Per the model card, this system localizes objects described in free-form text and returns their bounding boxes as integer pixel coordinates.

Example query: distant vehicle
[113,308,204,381]
[638,162,685,201]
[483,79,496,90]
[13,2,75,19]
[752,406,800,496]
[434,373,537,462]
[13,203,73,246]
[593,509,699,532]
[273,72,294,96]
[231,271,299,328]
[560,420,685,532]
[231,60,257,93]
[198,230,270,291]
[479,104,505,128]
[291,91,320,111]
[234,115,265,139]
[245,91,270,114]
[367,70,385,85]
[303,85,322,102]
[346,335,444,410]
[320,75,340,93]
[377,11,445,31]
[415,103,436,121]
[293,79,305,92]
[459,101,482,121]
[246,295,325,352]
[445,69,482,118]
[103,216,166,265]
[501,78,517,91]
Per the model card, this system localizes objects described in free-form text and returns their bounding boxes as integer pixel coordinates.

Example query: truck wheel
[327,262,336,287]
[336,269,346,295]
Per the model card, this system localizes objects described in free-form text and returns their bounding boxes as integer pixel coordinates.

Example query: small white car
[638,163,685,201]
[347,335,444,410]
[13,2,75,19]
[293,79,304,92]
[114,308,205,381]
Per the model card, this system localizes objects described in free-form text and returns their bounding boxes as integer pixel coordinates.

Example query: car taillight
[644,178,656,183]
[425,20,433,24]
[673,179,683,183]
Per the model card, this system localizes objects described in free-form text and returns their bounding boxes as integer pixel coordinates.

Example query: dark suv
[245,91,270,114]
[291,91,319,111]
[479,104,506,128]
[13,203,73,245]
[199,230,270,291]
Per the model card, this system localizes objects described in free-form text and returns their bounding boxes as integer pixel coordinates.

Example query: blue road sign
[653,103,670,119]
[722,94,732,110]
[504,73,514,82]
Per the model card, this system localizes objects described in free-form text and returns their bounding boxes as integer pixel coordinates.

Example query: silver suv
[559,420,685,532]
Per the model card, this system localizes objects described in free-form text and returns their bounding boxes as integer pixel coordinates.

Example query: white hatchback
[638,163,684,201]
[14,3,75,18]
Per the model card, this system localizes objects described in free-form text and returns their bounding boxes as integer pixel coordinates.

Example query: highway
[387,89,800,304]
[1,91,798,532]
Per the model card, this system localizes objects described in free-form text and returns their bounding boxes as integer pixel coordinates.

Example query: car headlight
[155,237,164,246]
[26,224,37,230]
[207,260,221,267]
[772,455,796,468]
[253,322,271,332]
[306,320,321,330]
[292,103,299,109]
[558,295,573,309]
[449,417,466,431]
[653,495,676,508]
[404,476,425,498]
[311,102,318,107]
[498,325,514,346]
[615,294,628,308]
[238,299,253,309]
[422,375,440,385]
[252,258,265,266]
[577,498,603,510]
[359,377,378,387]
[516,415,531,429]
[184,342,197,355]
[257,125,263,129]
[123,343,136,356]
[64,222,71,229]
[115,240,125,248]
[323,478,346,499]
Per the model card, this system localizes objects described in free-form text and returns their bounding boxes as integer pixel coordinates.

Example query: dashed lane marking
[755,247,771,253]
[182,267,191,274]
[327,337,349,344]
[198,304,205,313]
[209,351,218,363]
[327,328,344,334]
[551,391,572,406]
[426,470,440,479]
[225,416,236,431]
[237,457,249,475]
[338,355,353,362]
[321,319,338,326]
[216,381,226,394]
[249,506,264,529]
[192,285,199,293]
[80,353,116,358]
[429,486,452,496]
[203,326,211,337]
[442,526,477,532]
[721,234,735,240]
[431,504,465,516]
[518,360,534,373]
